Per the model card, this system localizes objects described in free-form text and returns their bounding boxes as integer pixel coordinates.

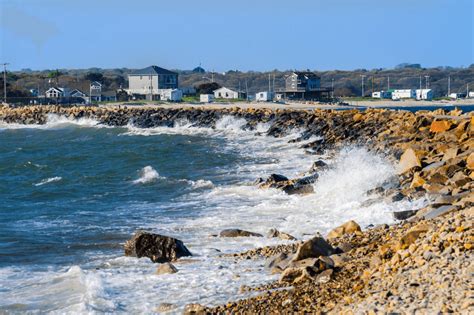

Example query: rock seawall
[1,104,473,313]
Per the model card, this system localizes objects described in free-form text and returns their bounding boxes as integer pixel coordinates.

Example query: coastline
[0,104,472,313]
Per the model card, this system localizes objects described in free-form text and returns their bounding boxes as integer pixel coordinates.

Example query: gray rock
[219,229,263,237]
[124,231,192,263]
[267,228,297,240]
[423,205,458,220]
[393,209,419,220]
[282,183,314,195]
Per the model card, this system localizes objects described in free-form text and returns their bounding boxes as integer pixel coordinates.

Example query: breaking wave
[132,166,162,184]
[34,176,62,186]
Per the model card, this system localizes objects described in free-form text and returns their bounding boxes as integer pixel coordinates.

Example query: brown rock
[219,229,263,237]
[292,236,334,261]
[398,148,421,174]
[327,220,362,239]
[184,303,206,314]
[410,172,425,188]
[467,152,474,170]
[430,120,452,133]
[267,228,297,240]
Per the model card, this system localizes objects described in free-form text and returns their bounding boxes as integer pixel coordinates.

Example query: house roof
[292,71,321,80]
[90,81,102,87]
[46,87,63,92]
[70,89,87,96]
[129,65,178,76]
[214,87,237,93]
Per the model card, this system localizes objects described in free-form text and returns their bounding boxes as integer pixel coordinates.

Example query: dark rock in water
[282,184,314,195]
[253,177,265,185]
[387,191,405,202]
[292,236,334,261]
[219,229,263,237]
[309,160,328,173]
[124,231,192,263]
[366,186,385,196]
[268,174,289,183]
[295,173,319,186]
[393,209,419,220]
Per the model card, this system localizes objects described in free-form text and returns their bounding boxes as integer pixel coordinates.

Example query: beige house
[126,65,178,100]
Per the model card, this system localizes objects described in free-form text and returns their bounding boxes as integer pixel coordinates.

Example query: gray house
[127,65,178,100]
[277,71,332,101]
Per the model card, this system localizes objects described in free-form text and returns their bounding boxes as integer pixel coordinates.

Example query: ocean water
[0,114,427,314]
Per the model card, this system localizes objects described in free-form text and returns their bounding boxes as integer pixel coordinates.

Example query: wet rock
[282,183,314,195]
[219,229,263,237]
[309,160,328,173]
[294,173,319,186]
[156,262,178,275]
[267,228,297,240]
[393,209,419,220]
[124,231,192,263]
[366,186,385,196]
[292,236,334,261]
[327,220,362,239]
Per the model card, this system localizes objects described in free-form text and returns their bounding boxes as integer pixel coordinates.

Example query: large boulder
[292,236,334,261]
[327,220,362,239]
[124,231,192,263]
[219,229,263,237]
[430,120,452,133]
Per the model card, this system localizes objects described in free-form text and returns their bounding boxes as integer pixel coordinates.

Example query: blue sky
[1,0,473,71]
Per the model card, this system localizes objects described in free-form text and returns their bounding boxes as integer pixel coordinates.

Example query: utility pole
[424,75,430,89]
[1,63,9,104]
[448,75,451,96]
[467,83,469,99]
[361,75,366,97]
[419,75,422,100]
[387,76,390,90]
[331,78,334,99]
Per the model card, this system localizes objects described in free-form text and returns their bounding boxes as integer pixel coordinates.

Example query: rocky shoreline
[1,104,472,313]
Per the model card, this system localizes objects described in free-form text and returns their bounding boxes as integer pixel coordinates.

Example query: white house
[200,94,214,103]
[415,89,433,101]
[214,87,239,99]
[45,87,70,98]
[160,89,182,101]
[256,91,274,102]
[468,92,474,98]
[392,89,416,100]
[70,89,87,98]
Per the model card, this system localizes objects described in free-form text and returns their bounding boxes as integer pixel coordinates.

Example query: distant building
[180,86,196,96]
[70,89,87,98]
[45,87,70,98]
[214,87,245,99]
[449,92,466,99]
[29,89,39,97]
[192,66,206,73]
[415,89,433,101]
[372,90,392,99]
[90,81,102,102]
[256,91,274,102]
[200,94,214,103]
[101,91,117,102]
[160,89,182,101]
[127,65,178,100]
[392,89,416,100]
[276,71,332,101]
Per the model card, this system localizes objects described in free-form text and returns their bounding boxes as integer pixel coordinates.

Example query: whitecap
[132,166,162,184]
[34,176,62,186]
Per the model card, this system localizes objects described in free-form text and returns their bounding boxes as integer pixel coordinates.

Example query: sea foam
[132,166,162,184]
